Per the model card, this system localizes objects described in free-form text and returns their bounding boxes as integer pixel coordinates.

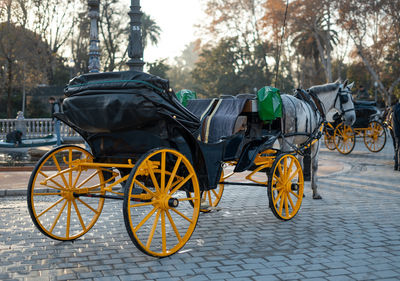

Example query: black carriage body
[58,71,278,191]
[353,101,381,128]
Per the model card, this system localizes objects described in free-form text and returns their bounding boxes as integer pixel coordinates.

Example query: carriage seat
[186,99,218,139]
[202,97,249,143]
[186,99,218,121]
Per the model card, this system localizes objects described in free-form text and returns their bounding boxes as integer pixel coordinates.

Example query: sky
[138,0,204,63]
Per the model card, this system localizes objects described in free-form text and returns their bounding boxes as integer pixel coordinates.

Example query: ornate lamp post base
[88,0,101,73]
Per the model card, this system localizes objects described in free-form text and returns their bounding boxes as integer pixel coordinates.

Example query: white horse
[280,80,356,199]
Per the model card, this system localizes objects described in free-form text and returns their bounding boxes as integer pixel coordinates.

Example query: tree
[141,13,161,50]
[192,37,272,97]
[201,0,270,76]
[70,10,90,76]
[167,40,201,91]
[339,0,400,105]
[0,0,49,118]
[29,0,78,84]
[286,0,338,83]
[147,59,170,78]
[99,0,129,72]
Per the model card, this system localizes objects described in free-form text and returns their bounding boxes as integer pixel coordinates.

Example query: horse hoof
[313,194,322,200]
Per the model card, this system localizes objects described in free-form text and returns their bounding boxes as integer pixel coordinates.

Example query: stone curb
[0,188,28,197]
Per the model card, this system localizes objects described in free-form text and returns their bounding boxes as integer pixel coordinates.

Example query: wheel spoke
[68,149,73,187]
[207,191,212,206]
[287,192,295,210]
[211,189,220,199]
[146,209,160,249]
[287,158,294,177]
[161,210,166,253]
[273,189,283,205]
[283,157,288,177]
[49,199,67,233]
[278,162,284,181]
[273,174,283,184]
[72,200,86,232]
[72,169,82,189]
[37,197,65,218]
[165,156,182,192]
[287,166,300,183]
[133,207,157,232]
[39,171,66,190]
[272,185,283,192]
[169,173,194,195]
[171,208,193,223]
[52,155,69,188]
[166,209,182,241]
[289,190,301,199]
[76,198,99,214]
[284,194,289,217]
[130,201,154,208]
[75,171,99,189]
[134,179,155,197]
[161,151,166,192]
[66,200,71,238]
[146,161,160,193]
[278,193,284,214]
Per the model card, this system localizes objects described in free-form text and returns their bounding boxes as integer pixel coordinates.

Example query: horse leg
[311,141,322,199]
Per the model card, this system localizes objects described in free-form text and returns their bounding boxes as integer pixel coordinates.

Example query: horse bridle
[334,87,355,114]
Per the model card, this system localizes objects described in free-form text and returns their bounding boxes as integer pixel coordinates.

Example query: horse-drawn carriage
[324,100,386,154]
[27,71,355,257]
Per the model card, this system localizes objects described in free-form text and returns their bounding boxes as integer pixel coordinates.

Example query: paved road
[1,139,399,280]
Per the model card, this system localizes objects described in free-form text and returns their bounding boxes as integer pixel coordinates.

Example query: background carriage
[27,71,305,257]
[324,100,386,154]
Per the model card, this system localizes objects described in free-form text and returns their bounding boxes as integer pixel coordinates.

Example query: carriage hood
[62,71,200,134]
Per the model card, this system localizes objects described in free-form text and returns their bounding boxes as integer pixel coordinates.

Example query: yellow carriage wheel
[364,121,386,153]
[324,130,336,150]
[268,154,304,221]
[334,122,356,155]
[123,148,200,257]
[187,170,224,213]
[27,145,105,241]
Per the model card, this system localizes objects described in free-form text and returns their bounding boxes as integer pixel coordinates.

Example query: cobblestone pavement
[1,139,399,281]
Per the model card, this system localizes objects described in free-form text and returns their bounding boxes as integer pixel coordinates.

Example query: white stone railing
[0,118,82,141]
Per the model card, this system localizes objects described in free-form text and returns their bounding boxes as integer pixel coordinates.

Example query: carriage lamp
[126,0,145,71]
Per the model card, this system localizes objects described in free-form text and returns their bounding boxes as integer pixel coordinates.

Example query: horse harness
[285,86,348,154]
[282,88,325,155]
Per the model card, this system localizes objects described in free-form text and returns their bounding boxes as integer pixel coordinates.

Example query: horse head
[334,80,356,126]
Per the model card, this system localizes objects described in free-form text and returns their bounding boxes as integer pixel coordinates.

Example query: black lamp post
[126,0,145,71]
[88,0,100,72]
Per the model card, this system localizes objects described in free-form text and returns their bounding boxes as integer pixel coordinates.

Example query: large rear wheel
[27,145,105,241]
[268,154,304,221]
[364,121,386,152]
[123,148,200,257]
[334,122,356,155]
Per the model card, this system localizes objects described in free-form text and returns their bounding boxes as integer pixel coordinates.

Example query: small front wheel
[27,145,105,241]
[123,148,200,257]
[334,122,356,155]
[364,121,386,152]
[268,154,304,221]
